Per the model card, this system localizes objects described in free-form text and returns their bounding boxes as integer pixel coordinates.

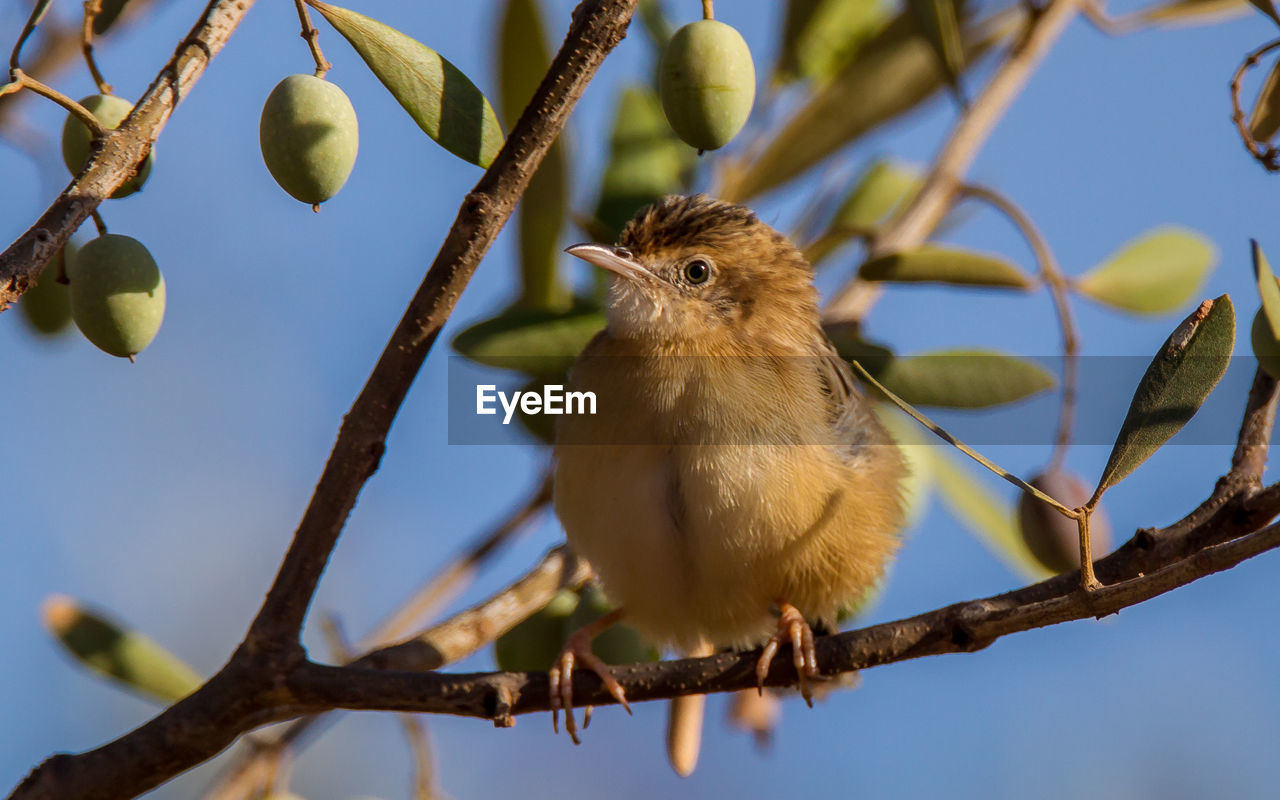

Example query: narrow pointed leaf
[805,159,922,264]
[776,0,890,86]
[308,0,504,167]
[1248,0,1280,25]
[1250,57,1280,143]
[859,245,1034,288]
[908,0,965,90]
[594,86,693,243]
[1252,240,1280,339]
[1137,0,1249,25]
[42,595,203,703]
[497,0,569,310]
[1075,228,1216,315]
[823,321,896,375]
[877,349,1054,408]
[92,0,132,34]
[720,6,1021,201]
[1096,295,1235,492]
[452,305,606,377]
[932,450,1052,580]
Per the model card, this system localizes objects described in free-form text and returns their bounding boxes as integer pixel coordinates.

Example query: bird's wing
[813,333,887,453]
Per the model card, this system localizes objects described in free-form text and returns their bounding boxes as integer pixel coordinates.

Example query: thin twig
[90,209,107,235]
[702,0,714,20]
[292,0,330,78]
[9,0,53,71]
[82,0,113,94]
[1230,37,1280,172]
[960,183,1079,471]
[8,70,105,135]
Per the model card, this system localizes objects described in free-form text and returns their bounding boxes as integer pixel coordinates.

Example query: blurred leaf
[92,0,130,34]
[805,159,923,264]
[1252,240,1280,339]
[877,349,1054,408]
[42,594,203,703]
[721,6,1021,201]
[859,245,1034,288]
[1096,295,1235,492]
[497,0,569,310]
[452,304,605,377]
[908,0,965,92]
[823,321,896,375]
[776,0,890,86]
[569,586,659,664]
[1251,58,1280,144]
[309,0,504,168]
[638,0,676,52]
[876,407,935,530]
[1135,0,1250,25]
[594,85,693,243]
[931,450,1052,580]
[1075,228,1216,315]
[1248,0,1280,26]
[493,589,578,671]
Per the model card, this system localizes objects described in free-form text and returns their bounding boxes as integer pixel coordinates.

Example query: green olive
[259,74,359,205]
[68,234,165,359]
[20,244,74,336]
[658,19,755,151]
[1016,471,1111,575]
[1251,308,1280,379]
[567,585,659,665]
[493,589,578,672]
[61,94,154,198]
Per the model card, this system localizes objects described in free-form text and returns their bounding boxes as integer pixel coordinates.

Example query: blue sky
[3,1,1280,798]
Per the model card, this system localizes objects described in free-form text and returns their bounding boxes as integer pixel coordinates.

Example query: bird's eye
[683,258,711,285]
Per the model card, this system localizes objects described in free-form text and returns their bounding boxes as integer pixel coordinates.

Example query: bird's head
[567,195,819,348]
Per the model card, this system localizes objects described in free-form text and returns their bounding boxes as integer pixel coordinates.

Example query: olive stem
[701,0,713,20]
[294,0,332,79]
[8,69,107,137]
[82,0,114,94]
[90,209,108,236]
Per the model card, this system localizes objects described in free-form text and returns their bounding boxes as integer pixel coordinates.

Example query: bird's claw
[549,634,631,744]
[756,601,821,706]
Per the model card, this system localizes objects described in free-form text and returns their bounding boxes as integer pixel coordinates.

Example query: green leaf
[776,0,891,86]
[1136,0,1250,25]
[452,305,606,377]
[42,594,203,703]
[908,0,965,92]
[497,0,569,310]
[1252,240,1280,339]
[1248,0,1280,26]
[876,349,1055,408]
[1095,295,1236,492]
[720,6,1021,201]
[1075,228,1216,315]
[593,85,693,243]
[1251,58,1280,145]
[875,407,936,530]
[637,0,676,52]
[823,321,896,375]
[859,245,1034,288]
[805,159,923,264]
[931,449,1053,580]
[308,0,504,168]
[92,0,131,35]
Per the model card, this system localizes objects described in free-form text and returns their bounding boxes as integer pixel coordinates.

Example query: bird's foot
[756,601,821,707]
[549,610,631,744]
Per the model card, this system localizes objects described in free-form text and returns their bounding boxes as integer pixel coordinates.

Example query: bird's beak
[565,243,655,286]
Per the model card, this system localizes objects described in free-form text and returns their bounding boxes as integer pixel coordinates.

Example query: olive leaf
[497,0,569,310]
[92,0,131,35]
[1248,0,1280,26]
[877,350,1054,408]
[1129,0,1249,26]
[307,0,504,168]
[931,449,1053,580]
[719,6,1021,201]
[452,305,606,378]
[859,245,1035,288]
[1253,240,1280,340]
[823,321,896,375]
[908,0,965,94]
[1095,295,1235,493]
[1074,228,1216,315]
[42,594,203,703]
[593,86,693,243]
[1250,57,1280,144]
[804,159,922,264]
[776,0,891,86]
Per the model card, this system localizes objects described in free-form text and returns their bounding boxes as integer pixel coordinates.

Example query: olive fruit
[60,94,154,198]
[1251,308,1280,380]
[20,245,74,336]
[658,19,755,151]
[1016,471,1111,575]
[568,585,658,665]
[259,75,359,205]
[493,589,578,672]
[68,234,165,359]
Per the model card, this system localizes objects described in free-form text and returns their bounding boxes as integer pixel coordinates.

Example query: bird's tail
[666,638,715,777]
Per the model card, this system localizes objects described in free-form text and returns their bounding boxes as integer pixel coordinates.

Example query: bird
[551,193,907,771]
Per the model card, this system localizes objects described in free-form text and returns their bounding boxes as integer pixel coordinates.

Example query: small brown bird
[552,194,906,770]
